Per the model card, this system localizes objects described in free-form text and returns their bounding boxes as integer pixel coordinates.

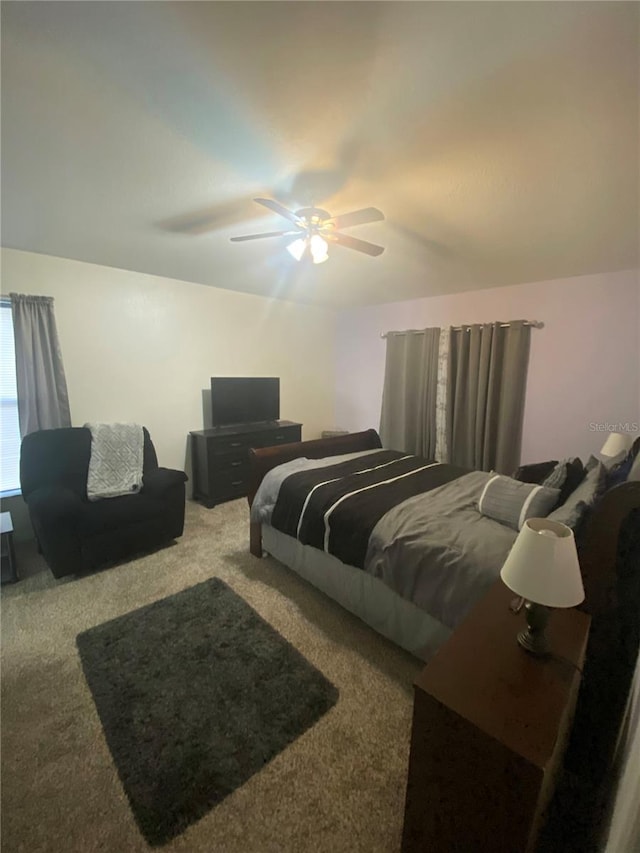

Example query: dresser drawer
[210,425,300,454]
[210,469,250,501]
[250,425,301,448]
[208,435,255,455]
[210,454,249,475]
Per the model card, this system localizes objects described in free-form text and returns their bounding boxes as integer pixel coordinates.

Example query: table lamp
[600,432,632,462]
[500,518,584,656]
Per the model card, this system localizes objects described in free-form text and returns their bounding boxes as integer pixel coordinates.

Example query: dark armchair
[20,427,188,578]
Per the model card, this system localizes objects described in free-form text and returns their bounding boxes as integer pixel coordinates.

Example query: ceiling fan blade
[330,232,385,257]
[327,207,385,230]
[230,230,300,242]
[254,198,303,226]
[158,195,272,235]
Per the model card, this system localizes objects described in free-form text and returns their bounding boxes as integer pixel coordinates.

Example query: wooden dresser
[402,580,590,853]
[190,421,302,507]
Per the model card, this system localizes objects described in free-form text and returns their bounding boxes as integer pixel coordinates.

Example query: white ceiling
[2,1,638,308]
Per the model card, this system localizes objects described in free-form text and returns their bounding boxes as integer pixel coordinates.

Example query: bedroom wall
[335,269,640,464]
[1,248,337,537]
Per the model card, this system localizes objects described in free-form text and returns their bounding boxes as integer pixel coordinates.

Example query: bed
[247,429,640,662]
[247,429,640,838]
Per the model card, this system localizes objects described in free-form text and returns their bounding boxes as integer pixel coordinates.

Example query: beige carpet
[1,499,421,853]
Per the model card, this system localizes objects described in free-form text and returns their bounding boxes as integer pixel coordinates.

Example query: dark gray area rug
[76,578,339,846]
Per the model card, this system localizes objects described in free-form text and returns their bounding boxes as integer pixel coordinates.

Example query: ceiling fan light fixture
[287,237,307,261]
[310,234,329,264]
[287,234,329,264]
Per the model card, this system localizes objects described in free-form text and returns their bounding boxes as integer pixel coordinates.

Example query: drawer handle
[231,461,242,467]
[274,435,285,440]
[230,442,242,447]
[231,480,243,486]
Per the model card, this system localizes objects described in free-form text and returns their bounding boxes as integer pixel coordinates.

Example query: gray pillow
[547,499,589,530]
[547,459,606,528]
[541,460,569,490]
[478,475,560,531]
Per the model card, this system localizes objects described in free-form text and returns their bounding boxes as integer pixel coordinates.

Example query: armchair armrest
[142,467,188,497]
[26,485,87,523]
[24,486,87,578]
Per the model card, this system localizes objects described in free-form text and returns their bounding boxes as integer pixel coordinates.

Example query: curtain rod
[380,320,543,338]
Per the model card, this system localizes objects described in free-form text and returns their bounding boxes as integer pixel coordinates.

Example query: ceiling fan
[230,198,385,264]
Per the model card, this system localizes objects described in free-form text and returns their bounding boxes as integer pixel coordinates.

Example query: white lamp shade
[600,432,632,458]
[500,518,584,608]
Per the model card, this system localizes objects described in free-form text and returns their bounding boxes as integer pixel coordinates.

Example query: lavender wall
[335,270,640,464]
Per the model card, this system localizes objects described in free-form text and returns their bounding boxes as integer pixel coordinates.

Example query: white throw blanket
[85,422,144,501]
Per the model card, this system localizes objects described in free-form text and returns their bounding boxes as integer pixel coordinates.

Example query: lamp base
[517,602,551,657]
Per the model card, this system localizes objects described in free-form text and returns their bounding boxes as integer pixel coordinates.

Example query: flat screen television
[210,377,280,427]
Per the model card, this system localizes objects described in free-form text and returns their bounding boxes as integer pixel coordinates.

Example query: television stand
[189,421,302,507]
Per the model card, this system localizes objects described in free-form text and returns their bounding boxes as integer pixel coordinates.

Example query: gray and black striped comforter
[270,450,469,569]
[252,450,517,628]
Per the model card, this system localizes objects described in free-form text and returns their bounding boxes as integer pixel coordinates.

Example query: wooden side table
[1,511,18,584]
[402,580,590,853]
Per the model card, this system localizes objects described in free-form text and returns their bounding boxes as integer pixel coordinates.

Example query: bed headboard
[578,434,640,615]
[579,479,640,616]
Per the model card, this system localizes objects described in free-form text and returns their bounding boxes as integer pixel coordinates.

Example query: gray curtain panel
[447,321,531,474]
[10,293,71,437]
[379,328,440,456]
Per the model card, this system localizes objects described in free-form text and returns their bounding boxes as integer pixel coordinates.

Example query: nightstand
[1,511,18,584]
[402,579,590,853]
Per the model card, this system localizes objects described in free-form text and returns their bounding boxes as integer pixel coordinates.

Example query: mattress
[262,523,452,662]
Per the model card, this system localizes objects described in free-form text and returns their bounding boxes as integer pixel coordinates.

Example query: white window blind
[1,302,21,493]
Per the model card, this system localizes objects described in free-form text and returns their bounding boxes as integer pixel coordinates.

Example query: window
[1,302,21,493]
